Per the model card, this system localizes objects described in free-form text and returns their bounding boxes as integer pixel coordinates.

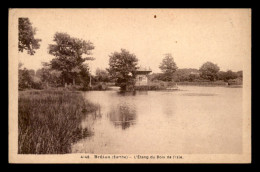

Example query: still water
[72,86,242,154]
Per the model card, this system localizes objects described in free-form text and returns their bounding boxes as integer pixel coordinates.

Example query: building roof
[136,67,152,72]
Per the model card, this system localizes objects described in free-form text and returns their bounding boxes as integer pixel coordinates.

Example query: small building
[135,67,152,86]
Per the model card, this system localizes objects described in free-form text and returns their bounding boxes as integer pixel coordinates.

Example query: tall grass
[18,90,98,154]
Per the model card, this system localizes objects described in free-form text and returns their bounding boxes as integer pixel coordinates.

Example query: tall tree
[107,49,138,91]
[159,54,178,81]
[199,62,220,81]
[48,32,94,87]
[18,18,41,55]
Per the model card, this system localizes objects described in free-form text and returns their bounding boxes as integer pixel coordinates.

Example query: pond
[72,86,242,154]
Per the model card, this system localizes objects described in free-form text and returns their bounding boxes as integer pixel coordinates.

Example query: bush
[91,83,108,91]
[19,68,43,90]
[31,81,43,90]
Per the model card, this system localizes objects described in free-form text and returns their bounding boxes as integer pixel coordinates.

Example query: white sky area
[17,9,250,74]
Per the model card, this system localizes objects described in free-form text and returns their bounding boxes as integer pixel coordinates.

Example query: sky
[16,9,251,74]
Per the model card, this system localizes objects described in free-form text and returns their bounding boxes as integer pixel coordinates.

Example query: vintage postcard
[9,8,251,163]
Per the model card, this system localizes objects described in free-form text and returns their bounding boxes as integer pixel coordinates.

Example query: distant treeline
[18,65,112,91]
[19,66,242,91]
[149,68,242,83]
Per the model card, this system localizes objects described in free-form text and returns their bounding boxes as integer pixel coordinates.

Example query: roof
[136,67,152,72]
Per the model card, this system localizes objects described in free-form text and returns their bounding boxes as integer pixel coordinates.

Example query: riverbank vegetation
[149,68,242,86]
[18,90,98,154]
[19,61,243,92]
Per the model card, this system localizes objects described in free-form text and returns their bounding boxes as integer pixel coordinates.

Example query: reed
[18,90,98,154]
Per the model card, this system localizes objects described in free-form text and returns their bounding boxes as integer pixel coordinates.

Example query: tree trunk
[73,77,75,86]
[89,75,92,87]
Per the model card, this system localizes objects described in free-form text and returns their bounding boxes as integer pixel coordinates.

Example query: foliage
[107,49,138,91]
[173,68,200,82]
[19,18,41,55]
[150,68,200,82]
[95,68,110,82]
[18,90,98,154]
[227,77,243,85]
[19,68,33,90]
[48,32,94,86]
[199,62,220,81]
[217,70,238,82]
[236,70,243,78]
[28,69,35,77]
[19,68,43,90]
[77,64,91,89]
[36,67,62,87]
[159,54,178,81]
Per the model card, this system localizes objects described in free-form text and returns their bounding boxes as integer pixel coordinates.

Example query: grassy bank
[176,81,228,86]
[18,90,98,154]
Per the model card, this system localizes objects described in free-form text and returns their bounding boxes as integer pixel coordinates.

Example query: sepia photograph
[9,8,251,163]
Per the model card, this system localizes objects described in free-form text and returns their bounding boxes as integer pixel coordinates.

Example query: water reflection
[117,90,148,96]
[160,93,176,117]
[117,90,136,96]
[108,102,137,130]
[80,108,102,137]
[163,104,174,117]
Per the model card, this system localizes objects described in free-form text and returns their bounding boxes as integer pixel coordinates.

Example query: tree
[172,68,200,82]
[77,64,91,89]
[48,32,94,87]
[19,18,41,55]
[199,62,220,81]
[159,54,178,81]
[95,68,110,82]
[19,68,33,90]
[217,71,226,81]
[107,49,138,91]
[224,70,238,81]
[28,69,35,77]
[36,66,62,88]
[217,70,238,82]
[237,70,243,78]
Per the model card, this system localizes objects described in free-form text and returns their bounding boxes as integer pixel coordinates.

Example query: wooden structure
[135,67,152,86]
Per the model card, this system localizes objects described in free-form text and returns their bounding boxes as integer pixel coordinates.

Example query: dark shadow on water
[108,103,137,130]
[117,90,136,96]
[117,90,148,96]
